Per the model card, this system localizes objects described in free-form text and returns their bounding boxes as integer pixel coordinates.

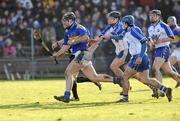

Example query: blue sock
[160,86,167,93]
[122,94,128,100]
[64,91,70,100]
[113,77,121,84]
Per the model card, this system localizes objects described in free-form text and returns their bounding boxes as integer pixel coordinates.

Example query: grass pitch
[0,78,180,121]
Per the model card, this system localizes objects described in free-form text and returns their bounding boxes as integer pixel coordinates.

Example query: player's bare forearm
[88,42,99,53]
[156,37,174,44]
[54,45,70,58]
[88,38,102,53]
[52,39,64,49]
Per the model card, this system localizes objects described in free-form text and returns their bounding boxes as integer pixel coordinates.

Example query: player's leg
[71,81,80,101]
[137,70,172,102]
[178,61,180,69]
[54,60,82,103]
[117,54,150,102]
[71,71,80,101]
[110,50,127,79]
[76,77,102,90]
[170,55,177,66]
[110,58,124,78]
[81,63,121,85]
[117,66,137,102]
[161,62,180,88]
[152,57,165,83]
[132,72,159,98]
[153,47,170,83]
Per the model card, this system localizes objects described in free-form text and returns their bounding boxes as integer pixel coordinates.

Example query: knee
[141,78,149,85]
[87,74,98,81]
[65,68,71,77]
[110,63,116,71]
[123,74,129,81]
[152,66,159,73]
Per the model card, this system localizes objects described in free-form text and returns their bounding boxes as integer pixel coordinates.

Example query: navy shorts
[128,54,150,72]
[155,46,170,62]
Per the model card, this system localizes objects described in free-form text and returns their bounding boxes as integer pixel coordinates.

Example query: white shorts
[73,50,93,69]
[171,49,180,61]
[81,60,93,71]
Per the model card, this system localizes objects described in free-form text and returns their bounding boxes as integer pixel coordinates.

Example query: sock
[72,82,79,99]
[160,86,167,93]
[122,94,128,100]
[113,77,121,84]
[64,91,70,100]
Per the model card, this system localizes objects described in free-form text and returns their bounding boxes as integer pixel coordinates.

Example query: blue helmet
[121,15,134,26]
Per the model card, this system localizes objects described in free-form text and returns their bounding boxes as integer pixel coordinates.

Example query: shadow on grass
[0,101,116,110]
[0,97,165,110]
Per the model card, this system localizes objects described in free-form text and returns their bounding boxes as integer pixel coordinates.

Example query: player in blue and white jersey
[98,11,130,82]
[148,10,180,89]
[104,15,172,102]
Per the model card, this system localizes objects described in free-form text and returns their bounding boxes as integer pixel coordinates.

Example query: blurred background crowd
[0,0,180,58]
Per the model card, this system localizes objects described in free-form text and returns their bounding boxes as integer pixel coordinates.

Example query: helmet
[149,9,161,16]
[167,16,176,21]
[62,12,76,21]
[107,11,121,19]
[121,15,134,26]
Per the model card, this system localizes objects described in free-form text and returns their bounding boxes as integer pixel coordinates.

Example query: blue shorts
[128,54,150,72]
[155,46,170,62]
[116,50,131,63]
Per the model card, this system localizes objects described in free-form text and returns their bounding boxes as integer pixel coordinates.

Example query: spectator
[3,38,17,58]
[41,17,56,44]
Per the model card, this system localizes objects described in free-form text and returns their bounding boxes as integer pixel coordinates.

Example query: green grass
[0,78,180,121]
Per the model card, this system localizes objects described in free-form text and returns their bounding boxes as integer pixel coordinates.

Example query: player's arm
[52,34,70,58]
[68,26,90,45]
[132,28,147,57]
[52,45,70,58]
[87,38,102,53]
[102,31,125,41]
[52,39,64,49]
[109,34,124,41]
[69,35,89,44]
[156,37,174,44]
[96,25,113,41]
[156,24,174,44]
[131,27,147,64]
[87,25,113,52]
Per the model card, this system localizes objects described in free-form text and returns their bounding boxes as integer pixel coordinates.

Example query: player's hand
[101,35,110,40]
[50,53,58,60]
[148,42,155,51]
[155,38,163,44]
[52,41,58,49]
[136,57,142,64]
